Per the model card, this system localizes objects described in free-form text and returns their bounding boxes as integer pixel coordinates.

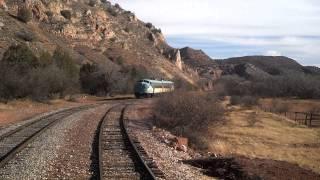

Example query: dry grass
[0,95,103,126]
[260,98,320,113]
[209,106,320,173]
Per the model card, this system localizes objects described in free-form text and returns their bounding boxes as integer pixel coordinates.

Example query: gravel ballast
[0,104,108,179]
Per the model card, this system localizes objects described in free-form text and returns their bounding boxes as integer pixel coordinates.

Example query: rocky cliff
[0,0,196,86]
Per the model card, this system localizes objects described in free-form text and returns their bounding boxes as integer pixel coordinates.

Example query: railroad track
[99,104,165,180]
[0,104,99,168]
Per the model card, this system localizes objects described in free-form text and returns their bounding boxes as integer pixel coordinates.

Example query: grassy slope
[209,106,320,173]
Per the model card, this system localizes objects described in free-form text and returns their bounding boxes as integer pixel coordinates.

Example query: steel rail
[0,104,98,168]
[120,106,157,180]
[98,103,161,179]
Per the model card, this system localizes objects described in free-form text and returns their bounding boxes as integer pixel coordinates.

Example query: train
[134,79,174,98]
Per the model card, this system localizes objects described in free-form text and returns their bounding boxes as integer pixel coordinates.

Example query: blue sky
[110,0,320,67]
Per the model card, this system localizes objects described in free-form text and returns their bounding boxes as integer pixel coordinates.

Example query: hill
[178,47,320,79]
[219,56,307,76]
[0,0,195,87]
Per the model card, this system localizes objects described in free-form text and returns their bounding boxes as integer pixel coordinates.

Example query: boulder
[128,14,137,22]
[0,0,8,11]
[173,137,188,152]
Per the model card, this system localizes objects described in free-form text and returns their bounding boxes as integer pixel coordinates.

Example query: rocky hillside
[0,0,318,93]
[0,0,196,86]
[178,46,319,80]
[219,56,311,76]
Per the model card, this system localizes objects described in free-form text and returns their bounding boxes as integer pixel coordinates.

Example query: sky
[109,0,320,67]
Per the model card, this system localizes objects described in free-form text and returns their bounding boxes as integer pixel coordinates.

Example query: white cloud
[265,50,282,56]
[110,0,320,65]
[110,0,320,36]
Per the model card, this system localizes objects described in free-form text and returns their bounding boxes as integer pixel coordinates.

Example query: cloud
[110,0,320,65]
[265,50,282,56]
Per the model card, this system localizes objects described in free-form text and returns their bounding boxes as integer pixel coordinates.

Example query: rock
[85,10,92,16]
[0,22,4,28]
[178,145,188,152]
[148,32,156,42]
[121,42,129,50]
[24,0,32,7]
[174,49,183,70]
[104,30,115,39]
[129,14,137,22]
[173,137,188,152]
[0,0,8,11]
[61,24,78,38]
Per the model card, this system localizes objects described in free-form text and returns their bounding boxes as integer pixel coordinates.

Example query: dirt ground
[235,156,320,180]
[209,105,320,178]
[0,95,133,126]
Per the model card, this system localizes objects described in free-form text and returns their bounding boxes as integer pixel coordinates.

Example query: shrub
[241,96,259,107]
[218,73,320,99]
[2,44,39,73]
[173,78,195,91]
[270,99,289,113]
[15,30,36,42]
[0,63,29,100]
[52,46,78,78]
[108,7,118,16]
[110,37,117,42]
[45,11,53,17]
[230,95,258,107]
[152,28,162,34]
[80,63,119,95]
[124,27,130,33]
[89,0,98,7]
[60,10,72,20]
[155,91,224,150]
[114,3,121,9]
[17,7,32,23]
[145,22,153,29]
[230,96,241,105]
[0,45,79,101]
[39,51,53,67]
[27,65,71,101]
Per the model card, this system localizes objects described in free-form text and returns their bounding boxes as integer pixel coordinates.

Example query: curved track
[99,104,165,180]
[0,104,98,168]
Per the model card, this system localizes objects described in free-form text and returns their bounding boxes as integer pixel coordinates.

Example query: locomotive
[134,79,174,98]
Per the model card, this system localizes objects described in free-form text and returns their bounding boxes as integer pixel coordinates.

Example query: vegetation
[17,7,32,23]
[80,63,119,95]
[1,43,39,73]
[114,3,121,9]
[89,0,98,7]
[0,44,78,102]
[230,96,258,107]
[217,74,320,99]
[155,91,224,150]
[52,46,78,78]
[210,107,320,174]
[60,10,72,20]
[45,11,53,17]
[108,7,118,17]
[15,30,36,42]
